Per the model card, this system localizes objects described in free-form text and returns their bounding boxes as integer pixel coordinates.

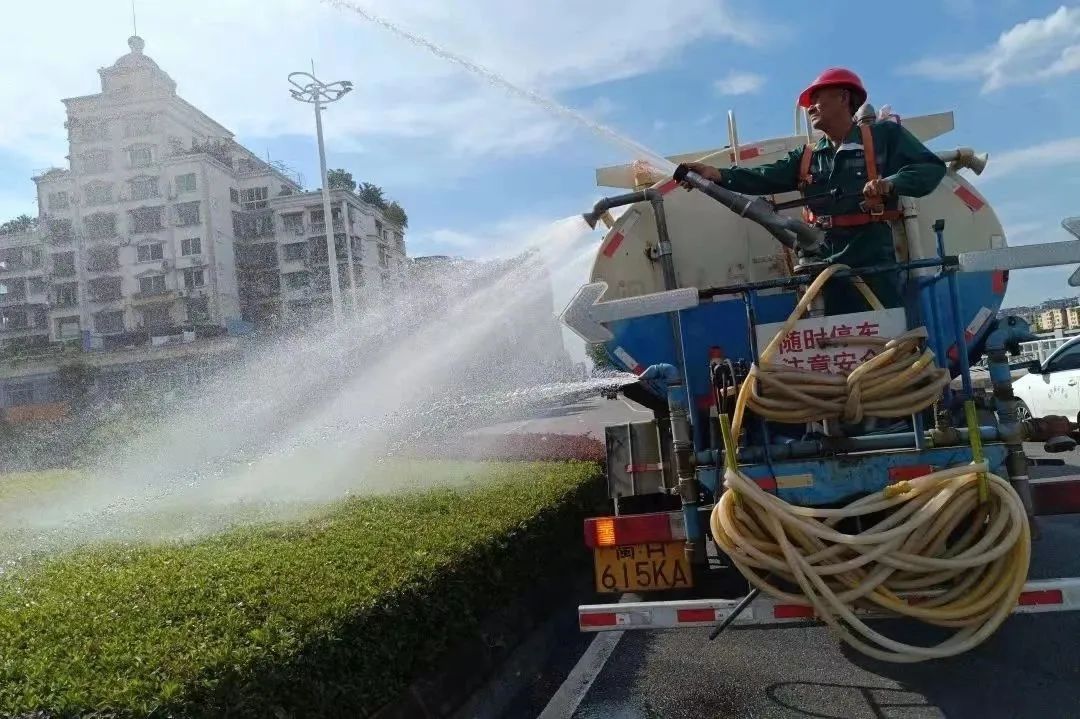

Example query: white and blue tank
[588,110,1006,436]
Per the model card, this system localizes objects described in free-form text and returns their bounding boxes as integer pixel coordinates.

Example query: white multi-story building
[240,188,408,326]
[18,35,406,351]
[0,229,51,348]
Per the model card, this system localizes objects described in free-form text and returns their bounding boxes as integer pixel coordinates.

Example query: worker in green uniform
[683,68,946,315]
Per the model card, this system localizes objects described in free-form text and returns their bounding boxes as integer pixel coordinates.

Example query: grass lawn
[0,459,603,718]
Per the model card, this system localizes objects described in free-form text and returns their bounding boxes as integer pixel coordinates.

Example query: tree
[327,168,356,192]
[358,182,387,209]
[56,361,99,408]
[0,214,37,236]
[587,343,613,370]
[384,200,409,229]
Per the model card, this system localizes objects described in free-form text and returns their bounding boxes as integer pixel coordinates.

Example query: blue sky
[2,1,1079,354]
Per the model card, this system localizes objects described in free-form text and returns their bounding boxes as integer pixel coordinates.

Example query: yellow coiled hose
[709,265,1031,662]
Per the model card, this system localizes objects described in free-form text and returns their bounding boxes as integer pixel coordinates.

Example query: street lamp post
[288,71,353,324]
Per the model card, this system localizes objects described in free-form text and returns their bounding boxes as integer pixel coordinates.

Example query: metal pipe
[984,318,1039,533]
[639,364,705,566]
[937,148,988,176]
[732,426,1001,463]
[649,194,690,420]
[582,189,659,229]
[933,219,973,399]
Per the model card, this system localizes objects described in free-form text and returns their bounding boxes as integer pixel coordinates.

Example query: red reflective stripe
[678,608,716,623]
[626,464,663,473]
[1019,589,1064,606]
[774,604,815,619]
[633,364,645,375]
[992,270,1007,294]
[1032,478,1080,515]
[755,477,778,491]
[889,465,934,483]
[738,146,761,161]
[580,612,619,627]
[696,394,715,410]
[954,185,985,212]
[657,178,679,195]
[602,232,625,258]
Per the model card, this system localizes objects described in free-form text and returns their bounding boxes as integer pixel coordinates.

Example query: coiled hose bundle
[709,265,1031,662]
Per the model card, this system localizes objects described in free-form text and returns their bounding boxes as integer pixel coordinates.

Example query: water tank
[589,111,1006,424]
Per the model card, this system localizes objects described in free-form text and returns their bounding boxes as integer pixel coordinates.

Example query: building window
[283,242,305,261]
[128,146,153,168]
[85,212,117,240]
[76,118,108,142]
[130,176,159,201]
[27,277,46,295]
[54,284,78,308]
[83,182,113,206]
[282,213,304,235]
[241,187,269,210]
[89,276,122,301]
[139,275,167,295]
[378,244,389,269]
[87,246,119,272]
[95,310,125,335]
[137,243,164,262]
[375,220,383,238]
[51,252,76,277]
[182,268,205,290]
[6,383,35,406]
[175,201,201,227]
[176,173,196,193]
[283,272,310,290]
[141,307,171,329]
[82,150,110,174]
[48,191,70,210]
[47,218,75,244]
[187,297,210,323]
[124,114,153,137]
[56,317,80,340]
[230,188,239,205]
[181,237,201,256]
[130,206,164,233]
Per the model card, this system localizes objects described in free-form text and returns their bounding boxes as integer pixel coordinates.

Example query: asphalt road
[488,393,1080,719]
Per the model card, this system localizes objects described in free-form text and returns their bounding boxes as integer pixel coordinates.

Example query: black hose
[672,165,824,254]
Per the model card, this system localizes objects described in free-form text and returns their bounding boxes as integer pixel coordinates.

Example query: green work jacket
[715,121,946,309]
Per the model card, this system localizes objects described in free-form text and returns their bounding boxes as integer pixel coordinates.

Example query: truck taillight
[584,512,686,548]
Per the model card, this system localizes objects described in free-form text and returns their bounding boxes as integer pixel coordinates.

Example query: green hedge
[0,460,604,718]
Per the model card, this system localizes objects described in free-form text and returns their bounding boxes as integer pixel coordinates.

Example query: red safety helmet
[798,68,867,109]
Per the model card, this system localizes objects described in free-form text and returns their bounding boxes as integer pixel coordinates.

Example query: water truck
[560,104,1080,662]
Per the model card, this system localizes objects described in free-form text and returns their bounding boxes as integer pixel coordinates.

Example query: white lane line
[536,598,630,719]
[620,398,651,414]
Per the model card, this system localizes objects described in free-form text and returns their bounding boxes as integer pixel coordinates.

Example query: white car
[1011,336,1080,421]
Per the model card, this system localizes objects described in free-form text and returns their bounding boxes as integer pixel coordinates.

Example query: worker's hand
[679,162,722,189]
[862,178,894,200]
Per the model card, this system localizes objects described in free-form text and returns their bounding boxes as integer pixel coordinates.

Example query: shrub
[0,460,603,718]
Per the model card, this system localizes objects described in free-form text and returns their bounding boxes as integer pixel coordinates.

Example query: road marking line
[538,597,631,719]
[619,399,651,414]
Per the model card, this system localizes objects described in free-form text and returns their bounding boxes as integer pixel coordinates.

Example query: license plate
[593,541,692,593]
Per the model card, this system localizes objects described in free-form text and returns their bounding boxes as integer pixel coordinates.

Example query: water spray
[322,0,677,177]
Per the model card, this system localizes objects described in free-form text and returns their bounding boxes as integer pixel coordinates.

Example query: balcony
[131,289,179,306]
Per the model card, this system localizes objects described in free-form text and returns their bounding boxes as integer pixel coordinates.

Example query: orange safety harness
[797,124,903,229]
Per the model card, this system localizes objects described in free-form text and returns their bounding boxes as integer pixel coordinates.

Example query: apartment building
[13,35,407,354]
[0,230,51,348]
[239,189,407,327]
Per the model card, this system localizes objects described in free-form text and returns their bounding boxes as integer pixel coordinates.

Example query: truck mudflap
[578,577,1080,632]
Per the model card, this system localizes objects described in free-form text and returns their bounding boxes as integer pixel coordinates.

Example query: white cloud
[0,0,764,169]
[980,136,1080,180]
[902,6,1080,92]
[714,71,765,96]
